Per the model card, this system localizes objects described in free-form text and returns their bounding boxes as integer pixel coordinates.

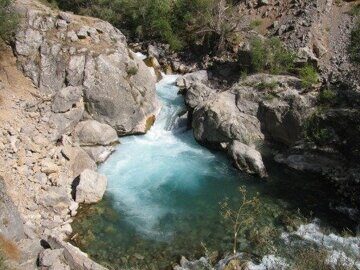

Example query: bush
[249,19,262,30]
[319,88,337,104]
[0,0,18,44]
[304,112,332,146]
[299,64,318,89]
[349,20,360,64]
[250,37,295,74]
[255,81,278,91]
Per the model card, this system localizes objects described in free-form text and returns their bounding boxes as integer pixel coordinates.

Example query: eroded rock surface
[15,0,158,135]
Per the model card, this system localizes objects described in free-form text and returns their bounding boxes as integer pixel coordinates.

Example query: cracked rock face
[15,5,158,136]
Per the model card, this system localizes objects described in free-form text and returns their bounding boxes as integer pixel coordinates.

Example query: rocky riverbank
[0,0,158,268]
[0,0,359,269]
[173,0,360,209]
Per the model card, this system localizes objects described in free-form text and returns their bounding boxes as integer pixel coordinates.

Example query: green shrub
[255,80,278,91]
[349,20,360,64]
[126,66,138,76]
[250,37,295,74]
[249,19,262,30]
[319,88,337,103]
[304,112,332,146]
[0,0,18,44]
[299,64,319,89]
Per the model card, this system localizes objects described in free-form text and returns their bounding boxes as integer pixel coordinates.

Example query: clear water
[71,76,355,269]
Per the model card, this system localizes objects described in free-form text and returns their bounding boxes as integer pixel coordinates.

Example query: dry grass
[0,234,20,263]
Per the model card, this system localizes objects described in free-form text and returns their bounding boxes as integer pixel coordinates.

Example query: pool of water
[71,75,356,269]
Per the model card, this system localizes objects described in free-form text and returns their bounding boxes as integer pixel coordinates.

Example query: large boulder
[185,82,216,110]
[227,141,267,178]
[73,120,118,146]
[192,91,264,147]
[83,51,158,135]
[176,70,209,90]
[75,169,107,204]
[237,74,316,146]
[15,5,158,136]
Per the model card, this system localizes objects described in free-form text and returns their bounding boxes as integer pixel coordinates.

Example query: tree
[180,0,242,54]
[220,186,260,255]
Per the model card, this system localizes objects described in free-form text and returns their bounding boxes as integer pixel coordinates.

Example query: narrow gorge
[0,0,359,269]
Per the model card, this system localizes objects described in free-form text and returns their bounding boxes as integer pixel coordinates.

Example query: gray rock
[0,176,25,241]
[59,11,72,23]
[62,146,97,178]
[52,86,83,113]
[66,55,86,86]
[185,82,215,110]
[38,186,72,216]
[39,248,69,270]
[83,51,158,135]
[77,27,88,39]
[176,70,208,90]
[15,29,43,56]
[50,106,84,139]
[227,141,267,178]
[39,42,66,94]
[148,44,160,58]
[16,7,158,136]
[75,169,107,204]
[82,145,115,163]
[174,256,212,270]
[56,19,68,29]
[47,236,107,270]
[192,91,264,147]
[73,120,118,146]
[67,31,78,42]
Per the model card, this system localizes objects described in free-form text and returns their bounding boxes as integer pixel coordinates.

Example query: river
[71,75,357,269]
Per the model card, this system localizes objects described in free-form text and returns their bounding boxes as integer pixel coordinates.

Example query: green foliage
[299,64,319,89]
[53,0,241,53]
[350,3,360,16]
[349,20,360,64]
[319,88,337,104]
[255,80,278,91]
[220,186,260,255]
[304,112,332,146]
[126,66,138,76]
[0,0,18,44]
[250,37,295,74]
[249,19,262,30]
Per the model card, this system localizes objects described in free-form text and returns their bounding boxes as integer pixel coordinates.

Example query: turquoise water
[71,76,355,269]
